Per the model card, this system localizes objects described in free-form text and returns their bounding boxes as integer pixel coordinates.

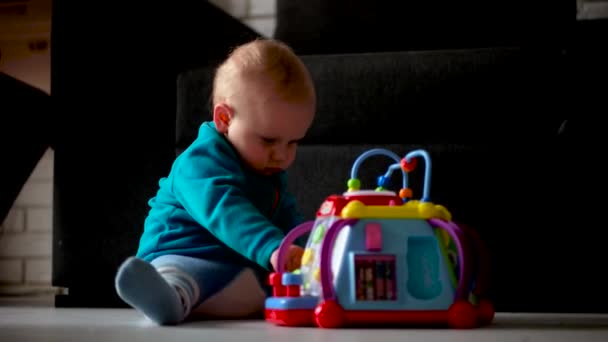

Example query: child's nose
[271,145,287,162]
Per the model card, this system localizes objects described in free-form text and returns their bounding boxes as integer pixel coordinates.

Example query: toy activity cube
[265,148,494,328]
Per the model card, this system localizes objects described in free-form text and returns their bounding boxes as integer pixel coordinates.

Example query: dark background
[3,0,606,311]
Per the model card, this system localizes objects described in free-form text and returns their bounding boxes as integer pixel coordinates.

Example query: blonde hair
[212,38,315,107]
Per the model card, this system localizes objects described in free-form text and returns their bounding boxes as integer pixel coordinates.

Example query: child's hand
[270,245,304,272]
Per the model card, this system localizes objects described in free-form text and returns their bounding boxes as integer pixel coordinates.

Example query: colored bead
[377,175,389,187]
[347,178,360,190]
[375,186,385,192]
[312,224,326,243]
[400,157,417,172]
[301,248,314,265]
[399,188,412,198]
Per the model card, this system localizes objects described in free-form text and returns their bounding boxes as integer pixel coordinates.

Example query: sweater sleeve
[171,137,284,270]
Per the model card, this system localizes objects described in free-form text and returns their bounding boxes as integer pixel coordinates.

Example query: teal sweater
[136,122,304,270]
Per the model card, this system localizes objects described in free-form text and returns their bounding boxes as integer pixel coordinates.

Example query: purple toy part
[319,219,359,301]
[277,221,315,273]
[428,218,472,301]
[452,222,491,297]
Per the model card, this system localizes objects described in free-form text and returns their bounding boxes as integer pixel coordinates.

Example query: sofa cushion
[177,47,565,149]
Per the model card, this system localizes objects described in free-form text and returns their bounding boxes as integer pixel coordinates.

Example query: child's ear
[213,103,233,134]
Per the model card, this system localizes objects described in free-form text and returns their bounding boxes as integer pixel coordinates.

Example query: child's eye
[261,137,276,144]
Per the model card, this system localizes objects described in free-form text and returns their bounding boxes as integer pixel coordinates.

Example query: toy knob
[399,188,412,199]
[377,175,389,187]
[400,157,417,172]
[269,272,283,286]
[347,178,361,192]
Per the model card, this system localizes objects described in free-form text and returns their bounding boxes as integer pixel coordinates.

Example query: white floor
[2,305,608,342]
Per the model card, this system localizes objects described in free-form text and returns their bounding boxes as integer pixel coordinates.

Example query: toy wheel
[447,300,478,329]
[314,300,345,328]
[477,299,495,326]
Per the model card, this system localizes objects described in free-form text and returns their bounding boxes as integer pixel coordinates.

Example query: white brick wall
[0,260,23,283]
[0,0,278,297]
[0,148,55,294]
[1,0,54,294]
[25,259,53,284]
[2,208,25,233]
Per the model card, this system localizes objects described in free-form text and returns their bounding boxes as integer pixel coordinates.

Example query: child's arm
[172,138,284,270]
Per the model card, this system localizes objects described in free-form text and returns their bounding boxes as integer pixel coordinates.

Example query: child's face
[217,81,315,175]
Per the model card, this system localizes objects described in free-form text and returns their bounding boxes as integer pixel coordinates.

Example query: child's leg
[114,256,186,325]
[189,265,267,318]
[115,255,269,325]
[151,255,268,319]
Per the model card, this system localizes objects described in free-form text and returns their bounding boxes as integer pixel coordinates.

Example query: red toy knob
[268,272,282,286]
[269,272,286,297]
[400,157,417,172]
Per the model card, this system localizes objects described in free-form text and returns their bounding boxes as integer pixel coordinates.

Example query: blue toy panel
[265,295,319,310]
[334,218,456,311]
